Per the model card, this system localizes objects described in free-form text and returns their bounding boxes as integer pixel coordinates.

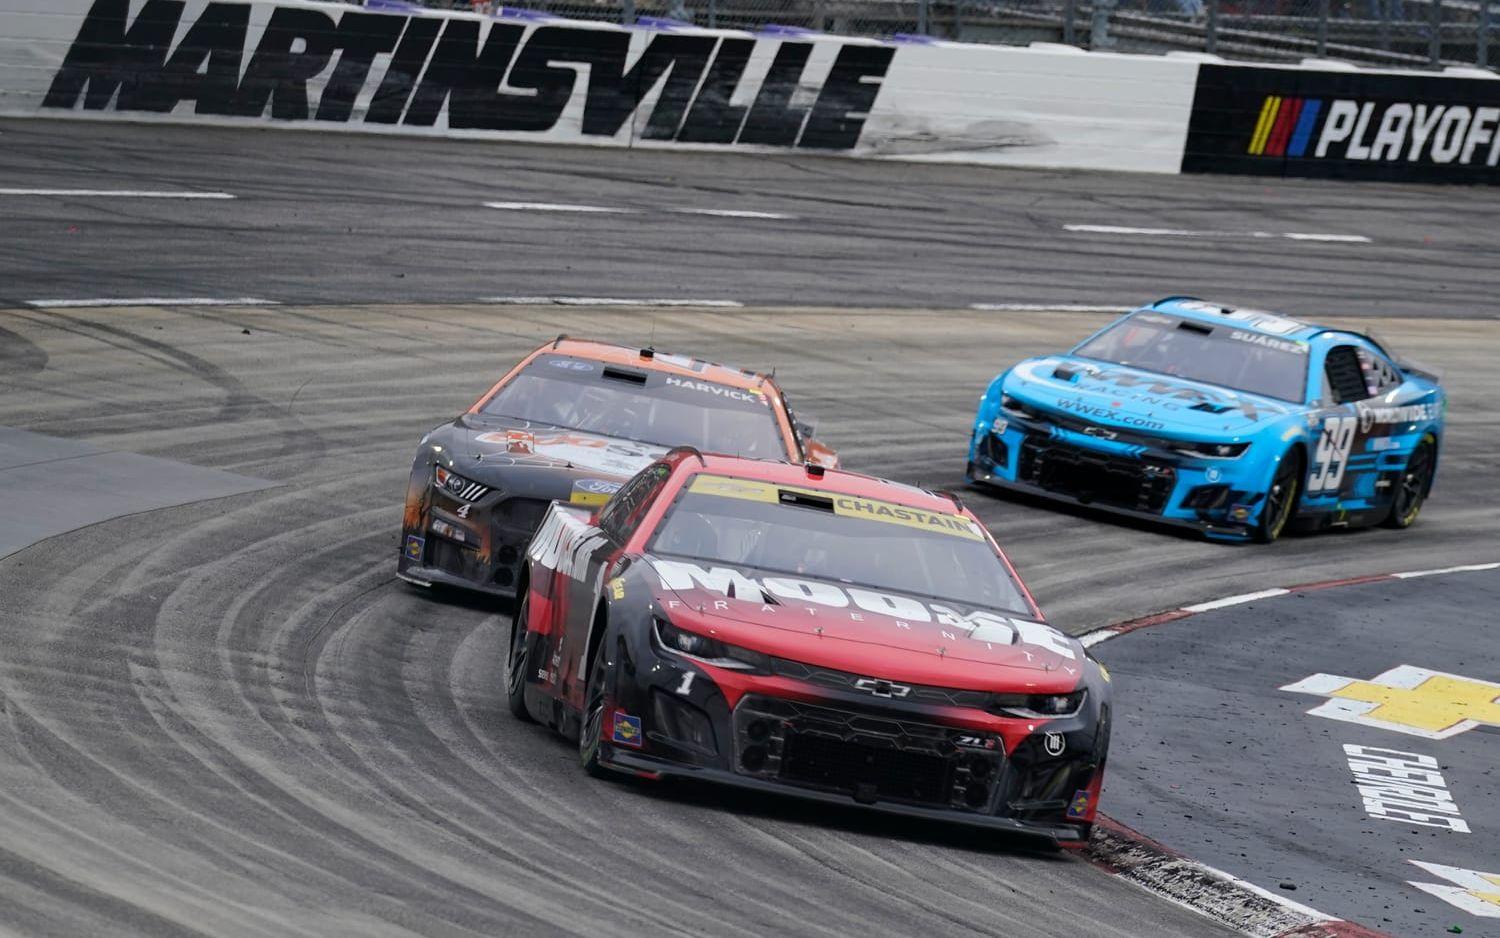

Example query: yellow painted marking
[1249,96,1280,155]
[1331,674,1500,734]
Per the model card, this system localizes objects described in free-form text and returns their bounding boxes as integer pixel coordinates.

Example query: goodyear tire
[505,595,534,722]
[578,638,610,778]
[1384,434,1436,529]
[1253,449,1302,544]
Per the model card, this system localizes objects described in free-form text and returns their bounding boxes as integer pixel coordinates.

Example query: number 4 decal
[1308,416,1356,494]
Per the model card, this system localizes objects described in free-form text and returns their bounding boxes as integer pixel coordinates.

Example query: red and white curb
[1087,817,1385,938]
[1079,559,1500,938]
[1079,561,1500,649]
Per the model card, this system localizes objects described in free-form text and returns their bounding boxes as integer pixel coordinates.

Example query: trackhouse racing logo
[44,0,894,150]
[1248,95,1500,167]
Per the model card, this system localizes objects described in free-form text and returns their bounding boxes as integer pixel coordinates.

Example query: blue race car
[966,298,1445,543]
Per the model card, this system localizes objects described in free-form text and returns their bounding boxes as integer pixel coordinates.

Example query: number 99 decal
[1308,416,1357,494]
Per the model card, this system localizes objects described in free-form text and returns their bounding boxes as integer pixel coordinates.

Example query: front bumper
[598,631,1106,846]
[398,485,553,597]
[967,426,1261,541]
[602,748,1091,844]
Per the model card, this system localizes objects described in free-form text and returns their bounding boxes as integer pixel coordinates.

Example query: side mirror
[804,438,840,469]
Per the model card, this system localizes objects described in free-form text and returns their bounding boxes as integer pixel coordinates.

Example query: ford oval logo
[577,479,622,495]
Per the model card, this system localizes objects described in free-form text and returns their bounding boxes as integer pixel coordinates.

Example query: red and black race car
[507,450,1110,844]
[398,337,836,597]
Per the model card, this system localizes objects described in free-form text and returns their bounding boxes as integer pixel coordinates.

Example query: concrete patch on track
[0,426,272,559]
[1092,566,1500,937]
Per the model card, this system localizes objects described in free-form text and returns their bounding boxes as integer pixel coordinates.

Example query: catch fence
[395,0,1496,68]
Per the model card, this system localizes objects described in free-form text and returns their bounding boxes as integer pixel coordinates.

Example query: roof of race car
[540,337,772,391]
[1145,297,1333,343]
[670,452,972,518]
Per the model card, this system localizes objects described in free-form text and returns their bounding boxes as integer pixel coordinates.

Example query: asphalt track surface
[4,118,1500,315]
[0,120,1498,938]
[1096,569,1500,938]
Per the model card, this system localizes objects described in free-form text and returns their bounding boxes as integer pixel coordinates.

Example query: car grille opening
[734,696,1001,811]
[1018,436,1174,514]
[781,733,951,805]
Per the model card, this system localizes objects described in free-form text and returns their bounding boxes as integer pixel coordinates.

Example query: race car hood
[642,555,1086,693]
[1005,356,1296,436]
[456,415,667,480]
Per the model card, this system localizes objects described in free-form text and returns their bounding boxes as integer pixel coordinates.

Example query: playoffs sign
[43,0,893,150]
[1183,63,1500,183]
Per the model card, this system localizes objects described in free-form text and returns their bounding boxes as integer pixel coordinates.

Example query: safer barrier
[0,0,1495,182]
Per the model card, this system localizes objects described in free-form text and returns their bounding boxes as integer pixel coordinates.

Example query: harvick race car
[398,338,837,596]
[507,451,1110,845]
[967,297,1445,542]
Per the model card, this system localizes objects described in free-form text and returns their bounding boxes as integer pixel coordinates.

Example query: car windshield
[649,475,1032,616]
[1074,313,1309,403]
[480,354,786,458]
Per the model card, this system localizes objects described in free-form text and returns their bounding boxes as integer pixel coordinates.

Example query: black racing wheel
[1384,434,1436,529]
[1254,448,1303,544]
[578,637,610,778]
[506,595,535,722]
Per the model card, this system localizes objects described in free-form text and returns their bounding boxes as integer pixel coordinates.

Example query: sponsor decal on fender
[570,477,623,506]
[1356,400,1438,432]
[44,0,893,151]
[610,710,644,747]
[529,505,608,580]
[1065,788,1092,819]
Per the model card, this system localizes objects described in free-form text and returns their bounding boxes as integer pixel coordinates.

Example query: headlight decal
[989,688,1087,719]
[654,617,770,673]
[434,465,491,501]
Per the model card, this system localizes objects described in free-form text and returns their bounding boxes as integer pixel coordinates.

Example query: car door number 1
[1308,416,1357,494]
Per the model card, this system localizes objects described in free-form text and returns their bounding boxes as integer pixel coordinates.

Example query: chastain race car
[507,450,1110,845]
[398,337,837,596]
[967,297,1445,543]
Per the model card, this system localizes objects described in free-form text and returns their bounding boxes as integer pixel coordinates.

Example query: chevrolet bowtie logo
[1281,665,1500,739]
[1409,861,1500,918]
[854,678,912,698]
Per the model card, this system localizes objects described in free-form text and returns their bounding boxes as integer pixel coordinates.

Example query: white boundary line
[478,296,744,308]
[1391,561,1500,579]
[671,208,794,220]
[1063,224,1372,244]
[27,297,278,308]
[1181,587,1290,613]
[970,303,1131,313]
[482,201,638,214]
[0,188,235,199]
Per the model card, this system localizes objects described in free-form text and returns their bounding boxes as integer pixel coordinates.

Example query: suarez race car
[398,337,837,596]
[507,450,1110,845]
[967,297,1445,542]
